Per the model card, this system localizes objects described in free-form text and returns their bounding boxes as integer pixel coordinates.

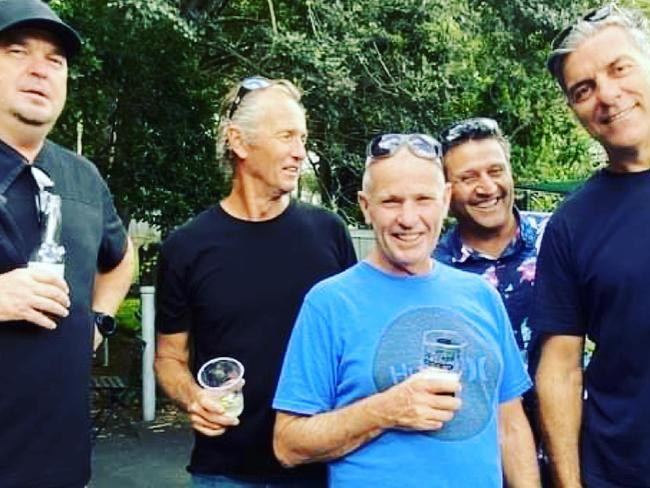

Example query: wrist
[362,390,394,430]
[93,311,117,338]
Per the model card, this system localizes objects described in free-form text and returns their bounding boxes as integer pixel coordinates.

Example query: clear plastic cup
[197,357,245,417]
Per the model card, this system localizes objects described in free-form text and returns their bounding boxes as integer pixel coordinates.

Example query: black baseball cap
[0,0,82,58]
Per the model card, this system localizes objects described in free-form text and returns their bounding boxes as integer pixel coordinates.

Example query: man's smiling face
[563,25,650,152]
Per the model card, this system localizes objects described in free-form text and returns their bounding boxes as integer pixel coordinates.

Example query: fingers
[187,396,239,437]
[0,268,70,328]
[31,271,69,295]
[29,292,70,318]
[30,272,70,311]
[21,308,58,330]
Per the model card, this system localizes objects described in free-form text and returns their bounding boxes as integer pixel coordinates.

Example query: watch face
[95,313,116,336]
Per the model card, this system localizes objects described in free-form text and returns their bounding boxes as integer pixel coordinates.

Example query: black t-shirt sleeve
[335,217,358,269]
[155,237,192,334]
[529,214,585,336]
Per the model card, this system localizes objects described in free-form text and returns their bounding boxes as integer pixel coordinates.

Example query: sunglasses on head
[551,3,617,50]
[365,133,442,166]
[227,76,272,119]
[439,117,500,152]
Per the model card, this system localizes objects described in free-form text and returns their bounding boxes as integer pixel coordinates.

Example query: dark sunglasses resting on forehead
[551,3,618,50]
[366,133,442,165]
[227,75,272,119]
[440,117,501,152]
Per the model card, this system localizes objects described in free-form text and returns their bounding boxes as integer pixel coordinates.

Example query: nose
[595,76,622,105]
[397,200,419,228]
[27,55,50,79]
[475,173,498,195]
[291,137,307,160]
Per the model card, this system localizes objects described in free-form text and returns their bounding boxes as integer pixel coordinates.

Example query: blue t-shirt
[274,261,531,488]
[435,209,549,364]
[530,169,650,487]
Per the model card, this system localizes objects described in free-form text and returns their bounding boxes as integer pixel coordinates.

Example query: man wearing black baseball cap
[0,1,134,487]
[0,0,81,58]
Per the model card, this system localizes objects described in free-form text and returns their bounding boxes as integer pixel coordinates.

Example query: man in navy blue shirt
[532,4,650,487]
[0,1,134,486]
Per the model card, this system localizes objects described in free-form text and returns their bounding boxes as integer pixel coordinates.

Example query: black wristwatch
[93,312,117,338]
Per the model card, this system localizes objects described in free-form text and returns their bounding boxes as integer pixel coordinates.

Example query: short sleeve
[96,178,128,272]
[529,215,585,336]
[155,239,192,334]
[273,298,339,415]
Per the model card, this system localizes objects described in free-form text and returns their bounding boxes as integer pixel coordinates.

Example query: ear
[227,126,249,160]
[357,191,372,226]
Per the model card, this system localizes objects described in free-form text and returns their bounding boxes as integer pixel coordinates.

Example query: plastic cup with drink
[421,329,466,395]
[197,357,245,417]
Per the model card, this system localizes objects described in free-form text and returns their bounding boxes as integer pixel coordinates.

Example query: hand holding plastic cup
[197,357,245,418]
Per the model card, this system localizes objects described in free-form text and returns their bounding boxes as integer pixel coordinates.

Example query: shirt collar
[0,138,28,183]
[446,208,529,263]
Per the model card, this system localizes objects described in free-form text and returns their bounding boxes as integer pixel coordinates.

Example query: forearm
[92,238,135,314]
[154,354,201,412]
[537,348,583,487]
[274,391,392,467]
[500,401,541,487]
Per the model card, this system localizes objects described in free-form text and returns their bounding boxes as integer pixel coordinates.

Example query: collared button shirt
[435,209,549,364]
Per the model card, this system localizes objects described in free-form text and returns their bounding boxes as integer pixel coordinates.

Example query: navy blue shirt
[0,138,128,488]
[435,209,548,365]
[530,169,650,487]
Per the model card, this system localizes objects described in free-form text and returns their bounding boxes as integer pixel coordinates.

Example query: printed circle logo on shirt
[372,306,500,441]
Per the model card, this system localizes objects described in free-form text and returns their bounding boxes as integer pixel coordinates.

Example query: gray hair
[216,78,303,171]
[547,4,650,93]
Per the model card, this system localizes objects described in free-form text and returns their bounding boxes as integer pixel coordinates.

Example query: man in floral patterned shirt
[434,118,548,364]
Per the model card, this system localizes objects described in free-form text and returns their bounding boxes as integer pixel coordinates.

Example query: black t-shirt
[0,139,128,488]
[156,201,356,481]
[530,168,650,487]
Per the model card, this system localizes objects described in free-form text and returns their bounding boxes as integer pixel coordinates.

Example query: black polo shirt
[0,138,128,488]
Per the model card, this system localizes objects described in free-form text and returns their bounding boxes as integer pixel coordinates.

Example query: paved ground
[90,421,193,488]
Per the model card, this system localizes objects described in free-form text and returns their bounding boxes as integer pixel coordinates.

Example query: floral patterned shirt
[434,209,549,364]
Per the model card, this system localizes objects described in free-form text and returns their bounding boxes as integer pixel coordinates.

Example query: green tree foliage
[51,0,613,229]
[51,0,227,232]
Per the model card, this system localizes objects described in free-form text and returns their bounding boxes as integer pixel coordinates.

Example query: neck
[0,123,47,163]
[366,248,433,277]
[606,144,650,173]
[221,175,290,221]
[457,214,517,258]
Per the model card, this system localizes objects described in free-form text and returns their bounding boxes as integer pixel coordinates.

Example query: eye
[48,55,66,68]
[488,167,505,178]
[613,62,633,77]
[6,45,27,56]
[570,83,593,104]
[458,175,479,185]
[381,198,401,207]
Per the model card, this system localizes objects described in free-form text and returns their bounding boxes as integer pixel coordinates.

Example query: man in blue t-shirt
[273,133,539,487]
[532,5,650,487]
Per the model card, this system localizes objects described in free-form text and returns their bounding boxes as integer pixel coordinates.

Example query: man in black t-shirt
[155,77,356,487]
[532,5,650,487]
[0,1,134,487]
